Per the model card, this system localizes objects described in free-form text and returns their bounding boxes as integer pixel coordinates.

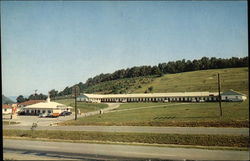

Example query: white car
[39,113,48,118]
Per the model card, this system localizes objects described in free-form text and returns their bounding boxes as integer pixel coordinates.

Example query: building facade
[2,104,12,114]
[77,92,220,103]
[78,90,247,103]
[22,96,72,115]
[2,104,18,114]
[221,90,247,102]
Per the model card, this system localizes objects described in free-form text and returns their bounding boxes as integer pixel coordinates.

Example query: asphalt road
[3,125,249,135]
[3,139,249,160]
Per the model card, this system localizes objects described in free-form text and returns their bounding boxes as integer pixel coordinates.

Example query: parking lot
[3,103,120,127]
[3,113,75,126]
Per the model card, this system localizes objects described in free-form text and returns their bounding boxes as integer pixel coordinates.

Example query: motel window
[38,110,40,113]
[42,110,45,113]
[48,110,51,113]
[4,109,7,112]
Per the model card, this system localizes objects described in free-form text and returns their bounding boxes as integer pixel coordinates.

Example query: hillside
[55,56,248,97]
[82,67,248,95]
[2,95,15,104]
[84,76,155,94]
[133,67,248,95]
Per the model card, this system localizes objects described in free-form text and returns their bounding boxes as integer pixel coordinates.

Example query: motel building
[77,90,246,103]
[221,90,247,102]
[77,92,219,103]
[22,96,72,116]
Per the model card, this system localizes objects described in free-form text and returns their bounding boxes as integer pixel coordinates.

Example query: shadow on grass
[176,116,219,119]
[153,116,218,120]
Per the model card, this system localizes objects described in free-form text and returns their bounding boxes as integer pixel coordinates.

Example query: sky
[1,1,248,97]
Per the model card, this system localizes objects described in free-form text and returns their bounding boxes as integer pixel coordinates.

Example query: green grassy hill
[84,76,155,94]
[58,68,248,127]
[133,67,248,95]
[55,98,108,113]
[83,67,248,96]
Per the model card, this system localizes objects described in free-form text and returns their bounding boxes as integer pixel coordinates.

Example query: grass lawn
[60,101,249,127]
[3,121,20,125]
[3,129,249,148]
[134,67,248,96]
[55,99,108,113]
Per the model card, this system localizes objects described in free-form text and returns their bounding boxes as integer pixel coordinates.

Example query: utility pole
[73,86,80,120]
[218,73,222,117]
[75,88,77,120]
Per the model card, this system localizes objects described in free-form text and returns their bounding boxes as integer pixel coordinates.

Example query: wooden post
[75,88,77,120]
[73,85,80,120]
[218,73,222,117]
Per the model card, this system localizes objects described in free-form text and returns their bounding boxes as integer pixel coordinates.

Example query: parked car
[51,113,60,118]
[39,113,48,118]
[60,111,72,116]
[18,111,26,115]
[59,111,67,116]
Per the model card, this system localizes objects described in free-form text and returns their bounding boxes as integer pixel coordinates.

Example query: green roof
[221,90,245,96]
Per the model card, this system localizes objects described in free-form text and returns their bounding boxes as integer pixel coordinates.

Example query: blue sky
[1,1,248,97]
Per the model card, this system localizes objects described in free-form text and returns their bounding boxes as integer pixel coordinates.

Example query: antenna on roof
[33,89,38,100]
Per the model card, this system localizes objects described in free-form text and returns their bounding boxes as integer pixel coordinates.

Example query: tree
[16,95,26,103]
[148,86,153,93]
[200,57,210,70]
[38,93,47,100]
[151,66,162,76]
[49,89,58,100]
[28,94,37,100]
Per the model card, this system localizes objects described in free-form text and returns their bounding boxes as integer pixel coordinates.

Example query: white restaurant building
[23,96,72,115]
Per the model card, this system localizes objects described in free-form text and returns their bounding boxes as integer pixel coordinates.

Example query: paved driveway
[3,103,121,127]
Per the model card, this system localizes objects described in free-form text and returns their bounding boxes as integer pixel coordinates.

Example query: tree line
[16,56,248,102]
[84,56,248,86]
[16,93,47,103]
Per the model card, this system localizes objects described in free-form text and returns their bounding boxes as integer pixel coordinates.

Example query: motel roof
[81,92,219,99]
[221,90,246,96]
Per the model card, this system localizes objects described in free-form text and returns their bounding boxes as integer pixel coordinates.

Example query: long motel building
[77,90,247,103]
[77,92,220,103]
